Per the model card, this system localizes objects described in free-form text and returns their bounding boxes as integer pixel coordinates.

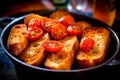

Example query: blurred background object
[93,0,116,26]
[51,0,68,9]
[67,0,95,17]
[68,0,116,27]
[0,0,49,17]
[68,0,88,12]
[116,0,120,20]
[0,0,119,20]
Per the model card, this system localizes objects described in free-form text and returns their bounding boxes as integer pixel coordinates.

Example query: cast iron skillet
[0,10,120,78]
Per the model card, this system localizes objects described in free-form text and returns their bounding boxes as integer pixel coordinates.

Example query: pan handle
[0,17,16,29]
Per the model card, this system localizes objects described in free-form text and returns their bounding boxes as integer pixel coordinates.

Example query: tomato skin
[26,27,43,41]
[67,23,83,35]
[24,13,42,26]
[42,40,64,52]
[77,21,91,30]
[59,16,75,27]
[52,23,68,40]
[80,38,95,52]
[41,18,57,32]
[28,18,43,28]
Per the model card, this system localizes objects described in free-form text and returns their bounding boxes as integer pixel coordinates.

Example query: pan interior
[1,10,119,72]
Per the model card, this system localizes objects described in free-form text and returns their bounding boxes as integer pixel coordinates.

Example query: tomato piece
[24,13,43,26]
[59,15,75,27]
[26,27,43,41]
[67,23,83,35]
[77,21,91,29]
[28,18,43,28]
[52,23,68,40]
[42,40,64,52]
[80,38,95,52]
[41,18,57,32]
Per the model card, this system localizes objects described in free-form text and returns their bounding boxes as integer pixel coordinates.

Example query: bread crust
[76,27,110,68]
[7,24,28,56]
[19,33,50,66]
[24,13,42,26]
[49,9,73,21]
[44,35,79,70]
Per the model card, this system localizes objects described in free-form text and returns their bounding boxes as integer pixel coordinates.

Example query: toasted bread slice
[76,27,109,68]
[24,13,42,26]
[7,24,28,56]
[44,35,79,70]
[76,21,91,30]
[49,9,73,21]
[19,33,50,66]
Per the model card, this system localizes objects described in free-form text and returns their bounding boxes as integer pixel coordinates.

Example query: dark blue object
[0,29,18,80]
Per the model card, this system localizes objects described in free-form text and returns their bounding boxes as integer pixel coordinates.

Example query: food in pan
[76,21,91,30]
[7,24,28,56]
[76,27,109,68]
[50,9,73,21]
[50,9,75,27]
[44,35,79,70]
[24,13,42,26]
[19,33,50,66]
[7,10,110,70]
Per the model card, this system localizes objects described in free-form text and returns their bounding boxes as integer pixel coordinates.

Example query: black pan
[0,10,120,79]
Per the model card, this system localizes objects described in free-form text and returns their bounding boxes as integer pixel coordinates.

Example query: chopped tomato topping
[41,18,57,32]
[59,15,75,27]
[28,18,43,28]
[52,23,68,40]
[80,38,95,52]
[26,27,43,41]
[67,23,83,35]
[42,40,64,52]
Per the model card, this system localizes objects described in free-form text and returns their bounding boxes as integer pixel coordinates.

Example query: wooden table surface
[0,0,53,17]
[0,0,120,20]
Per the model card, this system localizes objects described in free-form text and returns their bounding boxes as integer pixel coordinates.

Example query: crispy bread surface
[44,35,79,70]
[7,24,28,56]
[19,33,50,66]
[76,27,109,68]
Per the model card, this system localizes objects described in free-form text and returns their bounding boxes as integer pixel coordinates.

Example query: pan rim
[0,11,120,73]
